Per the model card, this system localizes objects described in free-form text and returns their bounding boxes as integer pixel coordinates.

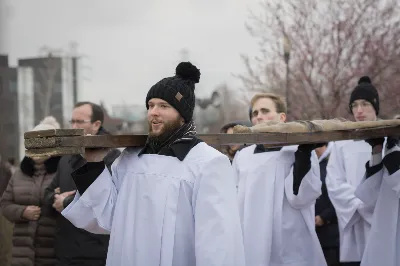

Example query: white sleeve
[193,155,245,266]
[284,151,322,209]
[355,177,382,225]
[355,152,383,223]
[62,156,122,234]
[326,142,363,229]
[382,145,400,197]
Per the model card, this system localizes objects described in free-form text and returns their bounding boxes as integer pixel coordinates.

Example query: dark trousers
[323,248,341,266]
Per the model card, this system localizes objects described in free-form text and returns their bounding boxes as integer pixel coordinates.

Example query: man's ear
[93,120,102,131]
[179,115,185,125]
[279,113,287,122]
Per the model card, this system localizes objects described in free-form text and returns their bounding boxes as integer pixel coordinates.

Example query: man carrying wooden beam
[326,76,381,266]
[61,62,245,266]
[354,134,400,266]
[232,92,327,266]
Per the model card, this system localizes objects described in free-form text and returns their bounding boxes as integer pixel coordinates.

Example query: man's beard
[148,118,182,144]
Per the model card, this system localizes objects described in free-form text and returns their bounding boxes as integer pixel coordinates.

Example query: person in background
[44,101,121,266]
[5,158,17,175]
[0,116,61,266]
[233,92,326,266]
[0,154,13,266]
[220,121,252,162]
[326,76,380,266]
[315,143,340,266]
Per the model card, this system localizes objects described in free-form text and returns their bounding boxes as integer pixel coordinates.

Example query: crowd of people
[0,61,399,266]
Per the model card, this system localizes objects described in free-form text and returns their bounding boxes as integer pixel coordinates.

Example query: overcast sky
[1,0,259,111]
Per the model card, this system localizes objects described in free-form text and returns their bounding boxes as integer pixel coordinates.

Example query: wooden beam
[25,147,84,157]
[24,125,400,150]
[24,129,84,139]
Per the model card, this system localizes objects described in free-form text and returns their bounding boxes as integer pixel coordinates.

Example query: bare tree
[238,0,400,120]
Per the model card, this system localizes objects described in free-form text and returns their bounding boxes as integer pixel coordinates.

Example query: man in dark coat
[0,154,13,266]
[44,102,121,266]
[315,143,340,266]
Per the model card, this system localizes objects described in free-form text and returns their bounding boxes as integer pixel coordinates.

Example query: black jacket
[315,154,340,249]
[43,136,120,266]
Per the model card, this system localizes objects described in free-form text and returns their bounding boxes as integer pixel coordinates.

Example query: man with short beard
[61,62,245,266]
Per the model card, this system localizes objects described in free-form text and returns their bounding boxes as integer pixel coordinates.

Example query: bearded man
[61,62,245,266]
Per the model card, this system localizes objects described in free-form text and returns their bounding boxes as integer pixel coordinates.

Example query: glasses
[69,119,91,125]
[350,101,373,110]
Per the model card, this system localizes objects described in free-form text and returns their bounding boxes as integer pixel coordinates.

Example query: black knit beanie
[349,76,379,114]
[146,62,201,122]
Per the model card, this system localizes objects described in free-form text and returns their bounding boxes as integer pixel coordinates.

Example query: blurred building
[112,104,147,133]
[0,53,80,162]
[18,53,79,127]
[195,84,248,133]
[99,102,125,133]
[0,55,34,161]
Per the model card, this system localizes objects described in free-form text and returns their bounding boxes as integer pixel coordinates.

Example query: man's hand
[84,148,110,162]
[315,215,324,227]
[22,205,41,221]
[365,137,385,154]
[298,143,326,153]
[52,190,76,212]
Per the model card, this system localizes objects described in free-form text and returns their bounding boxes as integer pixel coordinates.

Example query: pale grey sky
[2,0,259,111]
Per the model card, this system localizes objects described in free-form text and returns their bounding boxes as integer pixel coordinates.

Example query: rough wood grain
[233,118,400,133]
[25,147,84,157]
[24,125,400,149]
[24,129,84,139]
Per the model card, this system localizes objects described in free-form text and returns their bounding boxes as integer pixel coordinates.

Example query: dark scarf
[146,120,197,154]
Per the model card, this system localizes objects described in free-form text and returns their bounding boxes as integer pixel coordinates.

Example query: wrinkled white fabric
[63,143,245,266]
[233,145,326,266]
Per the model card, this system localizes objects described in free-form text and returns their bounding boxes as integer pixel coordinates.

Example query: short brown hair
[74,101,104,125]
[250,93,287,114]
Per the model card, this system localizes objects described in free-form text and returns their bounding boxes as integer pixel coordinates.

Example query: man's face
[70,104,101,135]
[227,127,241,151]
[350,99,377,122]
[147,98,184,138]
[251,97,286,126]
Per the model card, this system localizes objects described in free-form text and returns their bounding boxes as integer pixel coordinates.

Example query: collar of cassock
[254,144,282,154]
[138,137,203,161]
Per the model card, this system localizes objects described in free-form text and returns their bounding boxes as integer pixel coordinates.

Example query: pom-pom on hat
[32,116,61,131]
[349,76,380,115]
[145,62,201,122]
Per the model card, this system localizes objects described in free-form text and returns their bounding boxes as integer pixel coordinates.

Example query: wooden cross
[24,123,400,157]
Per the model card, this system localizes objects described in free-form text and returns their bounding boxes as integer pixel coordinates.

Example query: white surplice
[62,142,245,266]
[355,145,400,266]
[325,140,374,262]
[233,145,326,266]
